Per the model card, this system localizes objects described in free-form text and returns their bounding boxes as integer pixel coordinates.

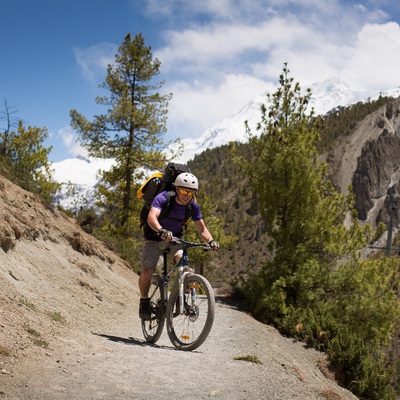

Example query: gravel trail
[2,295,358,400]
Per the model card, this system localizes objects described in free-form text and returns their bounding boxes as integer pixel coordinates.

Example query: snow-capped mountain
[173,76,399,164]
[51,155,115,211]
[308,75,363,114]
[51,76,400,210]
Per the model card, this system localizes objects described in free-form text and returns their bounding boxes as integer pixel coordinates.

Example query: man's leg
[139,268,155,299]
[139,240,162,320]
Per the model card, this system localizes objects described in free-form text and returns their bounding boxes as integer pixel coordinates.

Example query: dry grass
[233,354,263,364]
[26,328,49,349]
[48,311,65,323]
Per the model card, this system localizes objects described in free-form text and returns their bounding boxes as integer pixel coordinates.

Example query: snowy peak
[173,77,359,163]
[308,76,363,115]
[174,76,400,164]
[174,95,266,163]
[52,157,114,187]
[51,156,115,211]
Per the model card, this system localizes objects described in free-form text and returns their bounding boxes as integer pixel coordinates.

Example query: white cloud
[343,22,400,92]
[77,1,400,146]
[59,127,88,158]
[154,1,400,143]
[73,42,116,83]
[156,17,313,77]
[165,74,274,140]
[144,0,340,23]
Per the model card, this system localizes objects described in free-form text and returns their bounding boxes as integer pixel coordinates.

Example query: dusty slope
[0,176,358,399]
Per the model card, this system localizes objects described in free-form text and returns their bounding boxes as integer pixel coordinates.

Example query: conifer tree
[70,33,174,229]
[241,64,366,317]
[8,121,59,203]
[239,64,400,398]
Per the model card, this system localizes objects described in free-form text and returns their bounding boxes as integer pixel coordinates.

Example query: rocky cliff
[326,97,400,230]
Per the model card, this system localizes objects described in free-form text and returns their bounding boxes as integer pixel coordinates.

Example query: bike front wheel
[166,274,215,351]
[141,274,166,344]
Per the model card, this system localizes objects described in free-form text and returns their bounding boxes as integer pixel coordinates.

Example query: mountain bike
[141,237,216,351]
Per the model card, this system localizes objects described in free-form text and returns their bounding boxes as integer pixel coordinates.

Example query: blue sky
[1,0,400,162]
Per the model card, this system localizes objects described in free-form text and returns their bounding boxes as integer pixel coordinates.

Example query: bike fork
[162,277,169,309]
[178,268,193,315]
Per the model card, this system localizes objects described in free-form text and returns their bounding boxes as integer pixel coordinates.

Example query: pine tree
[239,64,400,398]
[70,33,174,229]
[241,63,365,311]
[8,121,59,203]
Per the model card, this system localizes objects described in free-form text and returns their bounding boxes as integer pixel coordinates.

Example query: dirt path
[1,294,357,400]
[0,175,357,400]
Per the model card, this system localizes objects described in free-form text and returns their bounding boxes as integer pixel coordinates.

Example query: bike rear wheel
[166,274,215,351]
[141,274,166,343]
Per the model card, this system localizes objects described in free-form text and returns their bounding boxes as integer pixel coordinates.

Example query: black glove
[208,240,220,250]
[158,228,173,240]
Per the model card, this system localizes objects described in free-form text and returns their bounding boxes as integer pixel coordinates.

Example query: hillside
[0,175,358,399]
[188,96,400,278]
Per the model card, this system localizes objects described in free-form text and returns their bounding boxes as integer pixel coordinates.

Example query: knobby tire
[166,274,215,351]
[141,274,165,343]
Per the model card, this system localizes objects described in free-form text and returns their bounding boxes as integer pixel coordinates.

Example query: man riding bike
[138,172,219,320]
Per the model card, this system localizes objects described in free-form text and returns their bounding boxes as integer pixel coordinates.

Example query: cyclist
[139,172,219,320]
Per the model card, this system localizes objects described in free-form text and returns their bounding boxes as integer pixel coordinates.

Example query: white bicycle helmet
[174,173,199,190]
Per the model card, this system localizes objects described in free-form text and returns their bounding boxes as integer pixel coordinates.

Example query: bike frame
[157,247,193,316]
[142,237,215,350]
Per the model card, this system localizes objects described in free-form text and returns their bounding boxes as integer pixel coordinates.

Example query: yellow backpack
[137,163,192,228]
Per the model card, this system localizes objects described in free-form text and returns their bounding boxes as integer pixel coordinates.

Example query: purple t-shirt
[150,191,202,235]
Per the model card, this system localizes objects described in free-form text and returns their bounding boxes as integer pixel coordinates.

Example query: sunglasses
[177,187,196,197]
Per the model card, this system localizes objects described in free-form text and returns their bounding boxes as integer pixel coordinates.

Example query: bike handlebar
[171,236,212,251]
